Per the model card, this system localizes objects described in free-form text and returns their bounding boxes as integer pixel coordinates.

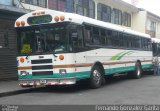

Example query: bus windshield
[17,23,70,55]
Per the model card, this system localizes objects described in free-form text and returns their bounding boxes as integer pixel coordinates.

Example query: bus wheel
[133,62,142,79]
[89,66,103,89]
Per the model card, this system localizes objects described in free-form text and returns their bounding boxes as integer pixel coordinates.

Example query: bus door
[70,24,86,71]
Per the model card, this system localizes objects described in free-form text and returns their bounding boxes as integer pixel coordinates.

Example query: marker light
[54,16,59,22]
[37,12,41,15]
[60,16,65,21]
[41,11,45,14]
[59,55,64,60]
[21,21,25,26]
[32,12,36,15]
[20,57,25,63]
[16,21,20,27]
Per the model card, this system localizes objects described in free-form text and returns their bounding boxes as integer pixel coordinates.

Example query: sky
[122,0,160,16]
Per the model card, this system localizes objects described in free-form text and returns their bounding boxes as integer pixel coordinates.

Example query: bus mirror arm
[53,54,58,58]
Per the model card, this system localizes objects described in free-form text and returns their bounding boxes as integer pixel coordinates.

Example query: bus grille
[32,65,53,70]
[31,59,53,76]
[32,71,53,76]
[31,59,52,64]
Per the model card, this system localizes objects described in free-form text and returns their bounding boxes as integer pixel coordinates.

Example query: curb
[0,88,43,98]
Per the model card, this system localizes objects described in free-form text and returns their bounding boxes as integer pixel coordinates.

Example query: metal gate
[0,29,18,80]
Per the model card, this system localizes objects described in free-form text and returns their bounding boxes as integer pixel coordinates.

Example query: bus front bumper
[19,78,76,87]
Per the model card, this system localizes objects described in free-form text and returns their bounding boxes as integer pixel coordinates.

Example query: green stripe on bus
[111,51,125,60]
[19,71,90,80]
[19,64,152,80]
[117,51,134,60]
[111,51,135,60]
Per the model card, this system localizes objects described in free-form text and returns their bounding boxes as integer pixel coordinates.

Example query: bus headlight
[59,69,67,74]
[20,71,29,76]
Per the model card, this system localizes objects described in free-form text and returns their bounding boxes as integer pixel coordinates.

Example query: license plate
[40,80,46,84]
[28,81,34,84]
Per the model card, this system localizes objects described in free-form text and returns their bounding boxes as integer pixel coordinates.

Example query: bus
[15,10,153,89]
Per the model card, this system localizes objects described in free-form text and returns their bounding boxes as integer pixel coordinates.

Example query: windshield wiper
[25,52,32,60]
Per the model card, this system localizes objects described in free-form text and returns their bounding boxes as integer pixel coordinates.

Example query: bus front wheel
[89,66,103,89]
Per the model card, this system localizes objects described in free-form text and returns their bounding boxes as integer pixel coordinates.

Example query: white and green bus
[15,10,153,88]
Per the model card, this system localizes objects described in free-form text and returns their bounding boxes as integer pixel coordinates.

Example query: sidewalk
[0,81,39,97]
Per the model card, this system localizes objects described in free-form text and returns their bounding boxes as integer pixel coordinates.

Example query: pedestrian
[157,57,160,75]
[154,56,159,75]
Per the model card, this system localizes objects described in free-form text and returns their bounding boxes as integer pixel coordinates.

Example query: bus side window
[71,25,84,52]
[93,27,101,45]
[84,25,92,46]
[106,30,112,46]
[119,32,123,47]
[112,31,119,47]
[123,34,127,47]
[101,28,106,46]
[158,44,160,56]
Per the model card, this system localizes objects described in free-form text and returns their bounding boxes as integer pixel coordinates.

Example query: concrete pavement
[1,74,160,105]
[0,72,156,99]
[0,80,39,97]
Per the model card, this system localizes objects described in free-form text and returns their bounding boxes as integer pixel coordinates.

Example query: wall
[0,0,12,6]
[132,11,146,33]
[156,23,160,38]
[147,13,160,38]
[19,3,47,11]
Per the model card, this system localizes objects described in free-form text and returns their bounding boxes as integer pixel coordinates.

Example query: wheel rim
[93,70,101,85]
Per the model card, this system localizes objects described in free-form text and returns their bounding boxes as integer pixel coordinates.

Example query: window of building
[97,3,111,22]
[48,0,66,11]
[47,0,95,18]
[123,12,131,27]
[150,21,156,31]
[74,0,95,18]
[21,0,47,7]
[66,0,74,13]
[89,0,95,18]
[112,8,122,25]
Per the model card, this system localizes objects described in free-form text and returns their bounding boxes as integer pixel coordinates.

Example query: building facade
[18,0,160,39]
[132,9,160,38]
[19,0,139,28]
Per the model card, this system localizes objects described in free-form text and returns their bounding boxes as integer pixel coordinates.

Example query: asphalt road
[0,73,160,105]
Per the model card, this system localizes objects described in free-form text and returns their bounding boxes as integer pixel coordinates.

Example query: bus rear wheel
[133,62,142,79]
[89,66,103,89]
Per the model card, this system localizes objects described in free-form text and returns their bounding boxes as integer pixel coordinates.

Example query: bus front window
[17,24,69,55]
[41,26,68,53]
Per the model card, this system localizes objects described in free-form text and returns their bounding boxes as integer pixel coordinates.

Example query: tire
[133,62,142,79]
[89,66,103,89]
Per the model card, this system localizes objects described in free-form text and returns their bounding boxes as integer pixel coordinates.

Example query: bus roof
[15,10,150,39]
[152,38,160,43]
